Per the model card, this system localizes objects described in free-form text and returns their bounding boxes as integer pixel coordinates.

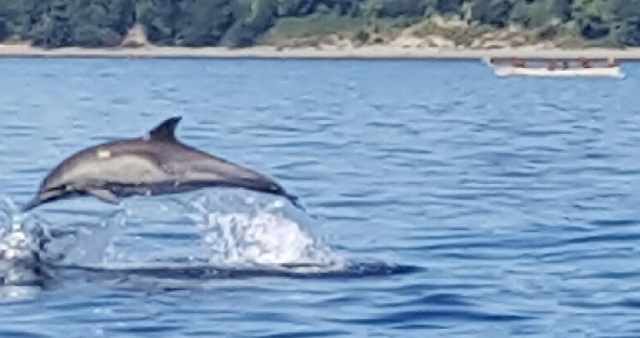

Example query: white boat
[483,58,625,79]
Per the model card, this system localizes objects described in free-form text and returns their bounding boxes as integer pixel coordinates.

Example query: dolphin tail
[283,192,307,212]
[226,175,307,212]
[246,180,307,212]
[244,182,307,212]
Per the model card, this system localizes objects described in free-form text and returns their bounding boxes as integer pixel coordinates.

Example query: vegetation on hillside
[0,0,638,49]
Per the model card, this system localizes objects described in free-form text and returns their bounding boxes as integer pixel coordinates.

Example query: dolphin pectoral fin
[86,189,120,205]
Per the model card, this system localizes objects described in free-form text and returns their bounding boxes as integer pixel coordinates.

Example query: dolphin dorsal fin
[148,116,182,142]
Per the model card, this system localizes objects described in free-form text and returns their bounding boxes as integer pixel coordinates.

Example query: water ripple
[0,59,637,336]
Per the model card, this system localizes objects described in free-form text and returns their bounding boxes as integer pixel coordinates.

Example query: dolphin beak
[21,196,41,213]
[21,189,60,213]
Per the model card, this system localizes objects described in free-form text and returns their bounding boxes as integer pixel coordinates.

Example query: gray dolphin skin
[22,116,304,212]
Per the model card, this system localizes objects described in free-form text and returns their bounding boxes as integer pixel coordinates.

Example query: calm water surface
[0,58,639,337]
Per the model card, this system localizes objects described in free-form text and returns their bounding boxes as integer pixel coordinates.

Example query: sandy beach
[0,43,639,60]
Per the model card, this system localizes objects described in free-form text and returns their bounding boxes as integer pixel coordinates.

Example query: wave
[0,191,417,295]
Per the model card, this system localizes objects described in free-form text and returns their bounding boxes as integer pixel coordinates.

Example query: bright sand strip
[0,43,638,60]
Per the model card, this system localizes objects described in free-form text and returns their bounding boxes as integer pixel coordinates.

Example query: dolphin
[22,116,304,212]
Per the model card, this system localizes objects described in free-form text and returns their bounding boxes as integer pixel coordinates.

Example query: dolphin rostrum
[22,116,304,212]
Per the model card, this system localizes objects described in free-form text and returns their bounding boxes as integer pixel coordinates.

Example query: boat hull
[491,65,625,78]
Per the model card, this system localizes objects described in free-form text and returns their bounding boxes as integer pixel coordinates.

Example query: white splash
[0,197,50,288]
[0,195,125,288]
[59,211,127,264]
[186,192,345,267]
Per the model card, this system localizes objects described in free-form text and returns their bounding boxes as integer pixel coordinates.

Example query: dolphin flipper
[86,189,120,205]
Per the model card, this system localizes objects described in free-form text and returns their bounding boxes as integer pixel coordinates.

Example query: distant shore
[0,44,640,61]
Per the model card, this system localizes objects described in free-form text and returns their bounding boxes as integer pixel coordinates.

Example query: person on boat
[547,60,557,71]
[511,58,525,68]
[580,58,592,68]
[561,60,569,69]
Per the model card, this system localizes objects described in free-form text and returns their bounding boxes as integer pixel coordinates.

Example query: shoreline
[0,44,640,60]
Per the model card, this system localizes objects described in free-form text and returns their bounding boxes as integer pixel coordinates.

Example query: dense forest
[0,0,638,48]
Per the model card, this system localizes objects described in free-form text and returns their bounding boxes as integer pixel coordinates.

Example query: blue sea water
[0,57,639,337]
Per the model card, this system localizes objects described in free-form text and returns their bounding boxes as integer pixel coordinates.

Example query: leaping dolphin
[22,116,304,212]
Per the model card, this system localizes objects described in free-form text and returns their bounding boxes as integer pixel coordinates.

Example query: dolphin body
[22,116,303,212]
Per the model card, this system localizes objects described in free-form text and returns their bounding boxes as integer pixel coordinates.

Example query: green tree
[68,0,135,47]
[1,0,640,49]
[30,0,73,48]
[136,0,180,45]
[0,0,43,39]
[606,0,640,45]
[470,0,515,28]
[511,0,569,28]
[224,0,277,47]
[436,0,463,14]
[174,0,233,46]
[571,0,612,40]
